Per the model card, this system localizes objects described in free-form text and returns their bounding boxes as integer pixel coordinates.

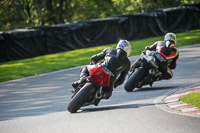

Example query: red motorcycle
[67,65,114,113]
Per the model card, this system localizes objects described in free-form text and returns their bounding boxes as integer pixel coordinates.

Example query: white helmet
[116,40,131,56]
[164,33,176,45]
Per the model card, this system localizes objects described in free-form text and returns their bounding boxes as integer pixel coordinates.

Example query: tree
[0,0,199,31]
[17,0,33,24]
[0,0,27,30]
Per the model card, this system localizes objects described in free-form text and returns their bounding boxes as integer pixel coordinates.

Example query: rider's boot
[72,76,87,89]
[72,68,89,89]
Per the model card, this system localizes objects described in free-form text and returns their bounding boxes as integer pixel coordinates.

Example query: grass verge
[0,29,200,83]
[180,92,200,109]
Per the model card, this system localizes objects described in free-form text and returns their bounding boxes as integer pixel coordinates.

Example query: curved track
[0,44,200,133]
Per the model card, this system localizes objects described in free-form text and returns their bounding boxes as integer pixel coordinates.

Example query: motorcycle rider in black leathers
[72,40,131,99]
[144,33,179,80]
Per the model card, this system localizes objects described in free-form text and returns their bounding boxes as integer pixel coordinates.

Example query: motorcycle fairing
[89,66,110,87]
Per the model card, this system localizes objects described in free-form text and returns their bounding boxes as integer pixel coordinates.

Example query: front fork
[130,57,142,72]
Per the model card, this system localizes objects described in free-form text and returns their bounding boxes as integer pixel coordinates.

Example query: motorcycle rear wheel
[67,83,95,113]
[124,67,146,92]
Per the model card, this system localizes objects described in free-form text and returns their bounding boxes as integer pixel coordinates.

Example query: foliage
[0,0,199,31]
[0,29,200,83]
[180,92,200,109]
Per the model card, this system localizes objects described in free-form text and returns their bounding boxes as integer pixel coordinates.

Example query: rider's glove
[142,50,146,55]
[90,60,96,65]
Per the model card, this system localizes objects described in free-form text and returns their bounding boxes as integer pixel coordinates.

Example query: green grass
[0,29,200,83]
[180,92,200,109]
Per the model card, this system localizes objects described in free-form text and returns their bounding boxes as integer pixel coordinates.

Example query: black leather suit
[145,41,179,79]
[80,47,131,96]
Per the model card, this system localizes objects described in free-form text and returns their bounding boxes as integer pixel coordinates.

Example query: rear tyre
[67,83,95,113]
[124,68,146,92]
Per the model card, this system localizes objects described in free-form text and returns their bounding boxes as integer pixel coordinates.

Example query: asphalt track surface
[0,44,200,133]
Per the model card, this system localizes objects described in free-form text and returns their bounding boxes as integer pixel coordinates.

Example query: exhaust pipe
[95,87,103,99]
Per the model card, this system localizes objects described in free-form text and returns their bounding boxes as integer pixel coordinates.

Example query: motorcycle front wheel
[124,67,146,92]
[67,83,95,113]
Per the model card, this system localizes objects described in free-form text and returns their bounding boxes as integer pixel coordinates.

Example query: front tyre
[124,68,146,92]
[67,83,95,113]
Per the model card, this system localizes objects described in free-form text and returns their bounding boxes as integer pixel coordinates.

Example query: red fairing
[89,66,110,87]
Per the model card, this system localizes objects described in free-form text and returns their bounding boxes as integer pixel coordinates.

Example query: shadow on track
[77,85,178,113]
[133,86,178,92]
[80,102,160,113]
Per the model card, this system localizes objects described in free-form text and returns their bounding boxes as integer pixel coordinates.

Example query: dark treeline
[0,0,199,31]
